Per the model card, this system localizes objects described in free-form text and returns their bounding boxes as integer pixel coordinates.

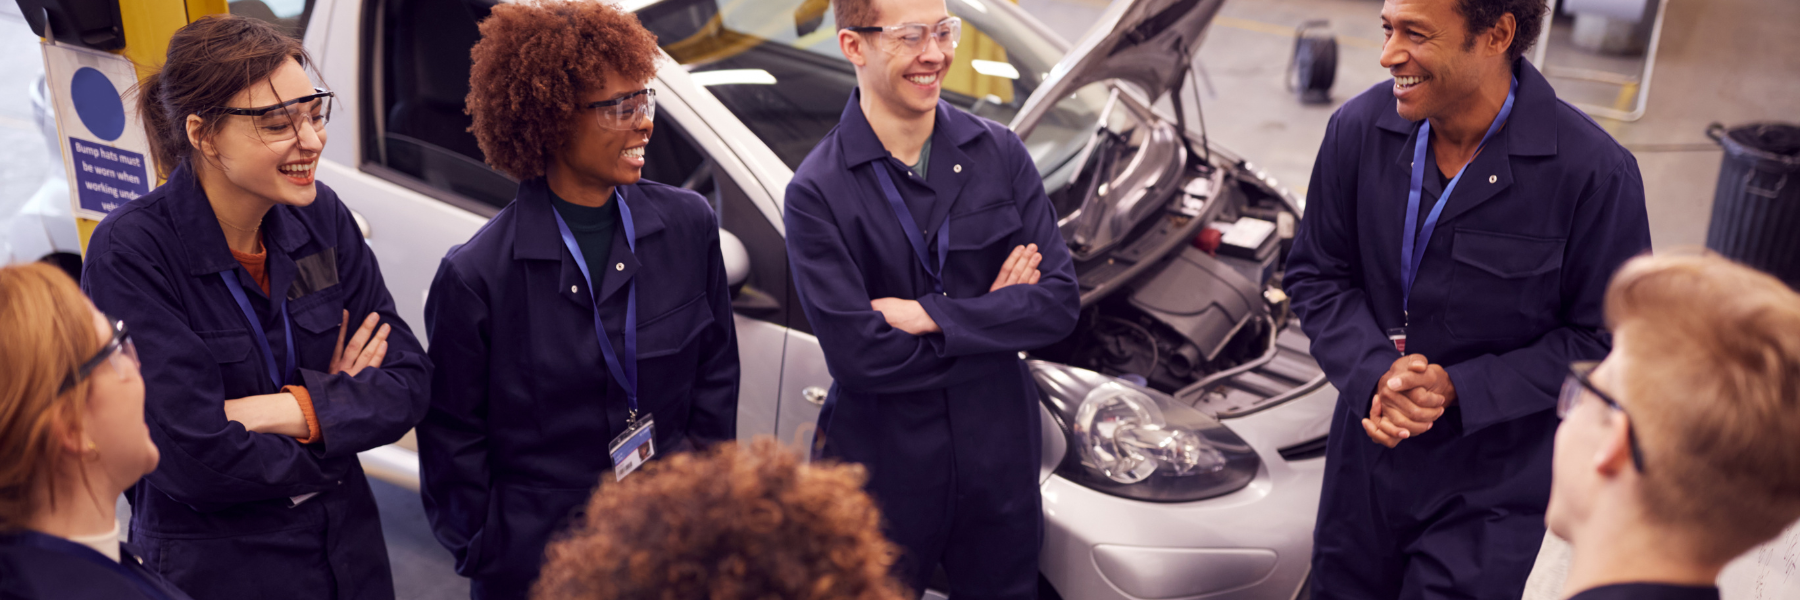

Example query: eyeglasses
[585,88,656,131]
[846,17,962,56]
[213,88,335,144]
[57,316,140,395]
[1557,361,1646,472]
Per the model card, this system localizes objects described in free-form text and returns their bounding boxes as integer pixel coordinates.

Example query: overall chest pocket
[637,292,714,359]
[1447,229,1566,341]
[196,329,265,394]
[289,287,348,367]
[947,201,1023,252]
[632,292,716,418]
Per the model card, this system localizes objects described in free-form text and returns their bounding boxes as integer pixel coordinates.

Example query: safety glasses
[585,88,657,131]
[846,17,962,57]
[1557,361,1646,472]
[57,316,140,395]
[213,88,335,144]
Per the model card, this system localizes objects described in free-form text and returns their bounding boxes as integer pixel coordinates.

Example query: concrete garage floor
[4,0,1796,598]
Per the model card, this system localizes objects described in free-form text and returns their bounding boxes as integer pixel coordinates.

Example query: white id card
[608,414,656,481]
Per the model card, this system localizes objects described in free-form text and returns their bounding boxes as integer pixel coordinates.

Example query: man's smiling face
[1379,0,1489,122]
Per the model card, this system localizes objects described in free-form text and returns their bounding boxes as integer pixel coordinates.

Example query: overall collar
[1378,59,1560,225]
[513,177,666,307]
[836,89,989,232]
[167,161,311,278]
[1379,58,1560,158]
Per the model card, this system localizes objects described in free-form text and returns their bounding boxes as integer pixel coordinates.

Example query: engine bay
[1033,152,1317,410]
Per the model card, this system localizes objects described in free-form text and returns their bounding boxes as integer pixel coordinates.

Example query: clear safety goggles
[847,17,962,57]
[586,88,657,131]
[58,316,140,395]
[214,88,334,145]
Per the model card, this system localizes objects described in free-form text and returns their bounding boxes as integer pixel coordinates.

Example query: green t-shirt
[549,188,619,283]
[906,135,933,181]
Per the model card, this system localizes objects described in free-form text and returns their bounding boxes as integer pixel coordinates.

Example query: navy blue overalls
[784,91,1081,599]
[0,530,197,600]
[81,163,433,600]
[1284,59,1652,599]
[418,177,739,600]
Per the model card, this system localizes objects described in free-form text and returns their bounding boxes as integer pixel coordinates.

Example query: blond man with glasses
[1545,253,1800,600]
[781,0,1082,596]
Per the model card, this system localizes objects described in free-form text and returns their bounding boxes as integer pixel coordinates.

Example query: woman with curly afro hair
[532,439,909,600]
[418,2,740,599]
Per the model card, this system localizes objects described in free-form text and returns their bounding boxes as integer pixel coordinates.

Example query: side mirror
[720,229,750,293]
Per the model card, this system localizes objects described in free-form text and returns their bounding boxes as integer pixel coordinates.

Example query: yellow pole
[62,0,228,255]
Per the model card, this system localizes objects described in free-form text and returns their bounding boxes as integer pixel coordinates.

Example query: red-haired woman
[418,1,738,598]
[79,15,430,600]
[0,263,192,600]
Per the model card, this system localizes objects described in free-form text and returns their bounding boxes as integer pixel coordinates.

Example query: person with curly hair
[418,2,739,598]
[531,438,908,600]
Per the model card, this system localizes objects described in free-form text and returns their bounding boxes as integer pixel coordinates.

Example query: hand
[330,310,390,377]
[1364,354,1458,444]
[223,393,311,438]
[870,298,941,335]
[989,244,1042,292]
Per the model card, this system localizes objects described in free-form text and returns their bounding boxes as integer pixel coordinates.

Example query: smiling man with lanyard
[1283,0,1652,597]
[418,3,738,598]
[783,0,1080,596]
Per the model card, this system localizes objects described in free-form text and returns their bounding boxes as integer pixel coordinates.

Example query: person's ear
[186,114,217,161]
[1592,409,1636,477]
[840,29,868,68]
[1486,13,1517,58]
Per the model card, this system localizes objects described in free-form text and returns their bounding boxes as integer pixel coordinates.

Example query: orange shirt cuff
[284,385,322,444]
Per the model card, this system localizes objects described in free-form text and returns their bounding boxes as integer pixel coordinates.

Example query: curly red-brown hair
[531,438,909,600]
[467,0,661,180]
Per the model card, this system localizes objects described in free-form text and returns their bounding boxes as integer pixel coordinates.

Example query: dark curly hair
[1456,0,1548,60]
[466,0,661,180]
[532,438,909,600]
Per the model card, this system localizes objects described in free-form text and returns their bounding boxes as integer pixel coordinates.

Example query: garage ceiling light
[972,59,1020,80]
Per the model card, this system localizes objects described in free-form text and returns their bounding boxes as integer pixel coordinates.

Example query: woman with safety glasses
[416,2,738,598]
[79,15,430,600]
[0,263,194,600]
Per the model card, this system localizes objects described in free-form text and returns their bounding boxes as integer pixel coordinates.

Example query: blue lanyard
[7,531,180,600]
[871,161,949,295]
[552,190,640,419]
[1401,76,1517,319]
[219,270,295,391]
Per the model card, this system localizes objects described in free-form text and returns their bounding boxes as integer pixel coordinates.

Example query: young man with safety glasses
[417,2,738,598]
[782,0,1080,596]
[1546,253,1800,600]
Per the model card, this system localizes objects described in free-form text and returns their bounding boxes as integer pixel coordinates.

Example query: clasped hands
[871,244,1042,335]
[1362,354,1458,448]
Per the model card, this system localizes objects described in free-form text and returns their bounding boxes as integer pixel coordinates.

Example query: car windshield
[635,0,1143,218]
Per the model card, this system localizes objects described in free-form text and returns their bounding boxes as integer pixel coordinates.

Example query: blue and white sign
[42,42,157,221]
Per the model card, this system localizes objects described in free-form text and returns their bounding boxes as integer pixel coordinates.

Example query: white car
[2,75,83,277]
[283,0,1335,597]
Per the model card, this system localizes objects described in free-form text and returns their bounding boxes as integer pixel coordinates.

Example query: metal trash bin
[1705,122,1800,288]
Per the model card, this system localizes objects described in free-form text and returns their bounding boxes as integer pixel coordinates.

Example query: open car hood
[1010,0,1224,137]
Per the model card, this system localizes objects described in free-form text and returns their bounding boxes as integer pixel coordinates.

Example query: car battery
[1212,217,1279,285]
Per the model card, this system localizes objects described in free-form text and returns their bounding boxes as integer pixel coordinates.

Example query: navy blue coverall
[1286,59,1652,599]
[81,164,433,600]
[784,91,1080,599]
[0,531,196,600]
[418,178,739,600]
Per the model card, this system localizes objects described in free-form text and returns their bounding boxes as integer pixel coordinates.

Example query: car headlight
[1031,360,1260,502]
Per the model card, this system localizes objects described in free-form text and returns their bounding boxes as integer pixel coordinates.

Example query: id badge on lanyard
[871,161,949,295]
[551,190,654,480]
[1394,77,1517,351]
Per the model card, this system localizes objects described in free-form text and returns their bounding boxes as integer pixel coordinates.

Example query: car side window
[368,0,516,212]
[230,0,317,39]
[643,119,814,336]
